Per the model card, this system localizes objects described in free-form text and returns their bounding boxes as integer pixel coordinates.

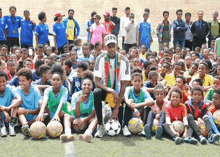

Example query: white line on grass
[65,141,77,157]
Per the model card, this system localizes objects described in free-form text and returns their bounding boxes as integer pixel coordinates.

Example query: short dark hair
[35,60,44,69]
[163,11,169,16]
[0,70,8,81]
[125,7,130,11]
[191,62,199,68]
[77,62,88,71]
[132,67,142,74]
[191,86,204,96]
[154,84,166,95]
[214,88,220,95]
[131,72,143,80]
[199,61,209,70]
[63,44,69,50]
[51,46,57,52]
[176,9,183,15]
[74,38,82,45]
[64,59,73,68]
[192,79,203,86]
[144,8,150,13]
[0,8,2,12]
[68,9,74,14]
[112,7,117,11]
[51,64,64,75]
[39,64,50,76]
[143,61,153,69]
[95,41,102,48]
[9,6,16,11]
[37,44,44,49]
[21,48,28,54]
[83,70,94,82]
[38,12,46,21]
[176,75,186,84]
[143,12,149,17]
[169,87,183,99]
[162,61,171,67]
[148,70,158,80]
[185,12,191,17]
[192,52,200,58]
[7,59,16,66]
[23,10,30,15]
[91,11,97,17]
[173,61,182,69]
[83,43,89,48]
[18,68,33,81]
[204,60,212,70]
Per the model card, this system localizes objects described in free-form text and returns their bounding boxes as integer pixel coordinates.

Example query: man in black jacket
[110,7,120,43]
[208,11,220,48]
[191,11,210,50]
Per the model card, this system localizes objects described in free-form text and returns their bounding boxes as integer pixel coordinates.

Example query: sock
[0,119,4,128]
[65,127,71,135]
[204,116,213,138]
[208,113,220,134]
[84,128,93,135]
[10,117,17,126]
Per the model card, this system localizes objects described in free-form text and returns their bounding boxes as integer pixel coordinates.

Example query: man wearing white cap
[94,34,130,138]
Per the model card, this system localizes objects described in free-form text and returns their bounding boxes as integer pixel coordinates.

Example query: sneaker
[174,137,183,145]
[141,130,146,136]
[95,125,105,138]
[184,137,198,145]
[208,134,220,144]
[60,134,75,142]
[0,126,7,137]
[155,126,163,139]
[199,135,207,144]
[122,125,131,137]
[144,124,151,138]
[21,124,31,137]
[79,134,93,142]
[9,123,16,136]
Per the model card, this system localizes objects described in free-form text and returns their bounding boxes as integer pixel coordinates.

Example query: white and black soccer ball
[105,120,121,136]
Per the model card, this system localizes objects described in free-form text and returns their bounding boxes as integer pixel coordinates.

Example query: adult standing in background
[172,9,187,48]
[86,11,97,43]
[156,11,171,51]
[139,8,151,24]
[208,11,220,48]
[35,12,50,45]
[63,9,80,44]
[0,8,7,46]
[185,12,193,50]
[53,13,68,54]
[20,10,36,49]
[110,7,120,43]
[191,11,210,50]
[120,7,131,50]
[124,13,137,53]
[102,12,115,35]
[4,6,22,50]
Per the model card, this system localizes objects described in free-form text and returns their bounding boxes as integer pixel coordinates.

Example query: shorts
[26,114,37,122]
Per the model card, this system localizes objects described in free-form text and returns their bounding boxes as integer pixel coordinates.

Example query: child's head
[190,62,198,76]
[195,47,200,53]
[64,59,73,75]
[148,70,158,87]
[181,47,187,59]
[51,72,63,90]
[120,49,126,57]
[51,64,66,80]
[149,57,158,67]
[143,61,153,75]
[18,68,33,89]
[1,53,6,61]
[174,53,182,62]
[184,55,192,66]
[63,44,69,54]
[132,67,142,75]
[191,86,204,103]
[141,45,147,53]
[173,62,182,77]
[37,44,44,58]
[154,84,166,102]
[186,48,190,54]
[77,62,88,78]
[131,72,143,89]
[9,54,17,62]
[91,50,97,58]
[129,47,138,59]
[213,76,220,89]
[24,59,32,70]
[211,40,215,49]
[35,60,44,74]
[95,41,102,51]
[82,70,94,94]
[89,59,95,71]
[202,48,209,59]
[169,87,183,107]
[175,46,181,53]
[70,50,77,61]
[1,45,8,55]
[82,43,90,56]
[7,60,16,75]
[51,46,59,55]
[143,12,149,21]
[11,45,18,54]
[162,51,169,58]
[198,62,208,78]
[40,64,51,80]
[208,53,215,62]
[46,47,52,56]
[0,71,8,91]
[60,54,66,65]
[21,48,28,60]
[44,57,51,65]
[163,43,169,49]
[74,38,82,47]
[192,79,203,87]
[161,62,171,74]
[175,75,186,89]
[163,57,171,64]
[191,52,199,62]
[94,14,101,24]
[213,88,220,109]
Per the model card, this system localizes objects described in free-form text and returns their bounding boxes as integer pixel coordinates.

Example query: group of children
[0,32,220,145]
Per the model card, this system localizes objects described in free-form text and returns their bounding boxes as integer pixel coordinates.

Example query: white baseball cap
[104,34,117,46]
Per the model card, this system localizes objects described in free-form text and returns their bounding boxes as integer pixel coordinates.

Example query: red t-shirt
[6,70,12,81]
[165,103,187,123]
[208,104,217,114]
[102,21,115,35]
[182,89,189,103]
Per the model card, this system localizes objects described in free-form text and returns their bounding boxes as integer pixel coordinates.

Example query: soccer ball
[151,119,159,133]
[105,120,121,136]
[198,122,208,137]
[72,118,88,133]
[213,110,220,125]
[172,121,185,134]
[128,118,144,134]
[30,121,47,139]
[47,121,63,138]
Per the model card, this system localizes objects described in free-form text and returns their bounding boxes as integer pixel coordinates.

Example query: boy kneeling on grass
[0,71,22,137]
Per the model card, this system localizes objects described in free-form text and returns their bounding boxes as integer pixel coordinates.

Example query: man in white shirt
[120,7,131,50]
[94,34,130,138]
[124,13,137,53]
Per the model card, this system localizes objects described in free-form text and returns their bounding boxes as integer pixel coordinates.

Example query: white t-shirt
[94,53,131,93]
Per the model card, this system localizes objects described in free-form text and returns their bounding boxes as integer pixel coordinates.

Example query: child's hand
[134,109,140,118]
[52,114,60,122]
[182,131,187,139]
[77,95,87,104]
[174,131,180,137]
[36,113,44,122]
[5,114,11,122]
[155,114,160,120]
[0,106,10,111]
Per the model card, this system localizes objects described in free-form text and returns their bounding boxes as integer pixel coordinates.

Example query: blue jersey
[9,76,19,87]
[139,22,152,49]
[32,70,41,82]
[53,22,67,48]
[0,85,18,107]
[144,81,156,100]
[0,18,7,41]
[71,76,82,95]
[35,23,49,44]
[20,18,35,46]
[77,55,94,62]
[4,15,22,38]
